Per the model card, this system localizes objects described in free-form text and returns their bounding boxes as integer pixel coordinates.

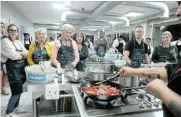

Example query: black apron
[57,40,74,68]
[76,49,86,72]
[156,46,177,63]
[130,40,146,68]
[24,40,31,50]
[6,41,26,95]
[32,47,50,64]
[176,40,181,59]
[116,42,124,54]
[147,45,151,56]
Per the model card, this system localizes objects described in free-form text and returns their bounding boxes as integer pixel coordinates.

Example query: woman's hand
[18,51,27,58]
[119,67,136,77]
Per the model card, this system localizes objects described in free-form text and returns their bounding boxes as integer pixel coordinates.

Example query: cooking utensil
[80,81,123,101]
[65,71,85,83]
[95,73,120,85]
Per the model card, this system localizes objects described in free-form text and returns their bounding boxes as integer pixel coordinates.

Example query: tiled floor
[1,87,33,117]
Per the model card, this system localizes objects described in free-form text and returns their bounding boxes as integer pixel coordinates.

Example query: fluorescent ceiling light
[64,1,72,7]
[53,23,61,25]
[89,29,97,31]
[52,3,70,10]
[124,12,143,17]
[108,21,119,25]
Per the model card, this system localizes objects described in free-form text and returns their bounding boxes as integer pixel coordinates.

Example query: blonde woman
[152,31,178,63]
[27,28,53,65]
[51,24,79,68]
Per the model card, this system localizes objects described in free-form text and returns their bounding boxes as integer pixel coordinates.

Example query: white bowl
[114,59,127,68]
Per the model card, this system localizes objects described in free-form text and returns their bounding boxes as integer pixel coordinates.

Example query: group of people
[120,2,181,117]
[0,23,91,117]
[0,1,181,117]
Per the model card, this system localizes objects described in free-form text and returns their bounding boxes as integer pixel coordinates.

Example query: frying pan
[80,81,124,102]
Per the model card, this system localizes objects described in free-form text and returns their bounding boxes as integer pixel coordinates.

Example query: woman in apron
[1,24,28,117]
[152,31,178,64]
[27,28,52,65]
[73,32,88,71]
[51,24,79,68]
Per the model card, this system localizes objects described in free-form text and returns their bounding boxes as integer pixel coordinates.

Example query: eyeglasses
[8,29,17,33]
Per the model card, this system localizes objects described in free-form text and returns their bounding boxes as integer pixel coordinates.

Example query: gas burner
[83,95,118,109]
[74,86,163,117]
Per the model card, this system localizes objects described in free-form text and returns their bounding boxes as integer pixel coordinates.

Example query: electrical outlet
[45,84,59,100]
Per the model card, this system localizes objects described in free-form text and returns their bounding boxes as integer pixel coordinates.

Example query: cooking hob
[73,84,163,117]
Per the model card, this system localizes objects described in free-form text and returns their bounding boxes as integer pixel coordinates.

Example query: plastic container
[25,65,56,83]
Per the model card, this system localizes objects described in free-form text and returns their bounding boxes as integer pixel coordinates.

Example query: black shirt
[79,45,88,61]
[125,39,148,58]
[163,62,181,117]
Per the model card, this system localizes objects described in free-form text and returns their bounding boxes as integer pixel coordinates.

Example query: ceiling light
[89,29,97,31]
[124,12,143,17]
[52,3,70,10]
[53,23,61,25]
[108,21,119,25]
[64,1,72,7]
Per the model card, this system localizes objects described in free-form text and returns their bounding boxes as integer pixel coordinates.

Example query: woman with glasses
[1,24,28,117]
[27,28,52,65]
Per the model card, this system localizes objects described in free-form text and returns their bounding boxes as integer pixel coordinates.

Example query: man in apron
[23,33,31,50]
[95,31,108,57]
[124,26,149,68]
[119,4,181,117]
[112,35,126,55]
[51,24,79,69]
[123,26,149,87]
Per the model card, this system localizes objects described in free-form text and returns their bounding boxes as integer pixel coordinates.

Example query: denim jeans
[6,94,20,114]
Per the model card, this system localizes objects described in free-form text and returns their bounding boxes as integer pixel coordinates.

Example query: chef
[94,31,109,57]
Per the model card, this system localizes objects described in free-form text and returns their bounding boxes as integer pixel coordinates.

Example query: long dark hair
[73,32,85,46]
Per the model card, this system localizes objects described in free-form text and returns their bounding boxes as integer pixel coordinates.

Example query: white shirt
[112,39,126,48]
[171,40,181,46]
[1,38,28,63]
[85,41,95,55]
[148,45,154,57]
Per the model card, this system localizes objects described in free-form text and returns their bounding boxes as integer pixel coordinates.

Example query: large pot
[64,70,86,83]
[85,67,110,81]
[119,76,140,87]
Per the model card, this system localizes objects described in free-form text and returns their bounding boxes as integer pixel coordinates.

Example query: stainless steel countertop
[72,86,163,117]
[23,74,81,93]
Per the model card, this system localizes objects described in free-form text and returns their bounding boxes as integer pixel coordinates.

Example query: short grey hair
[61,24,75,31]
[35,28,47,39]
[161,31,172,39]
